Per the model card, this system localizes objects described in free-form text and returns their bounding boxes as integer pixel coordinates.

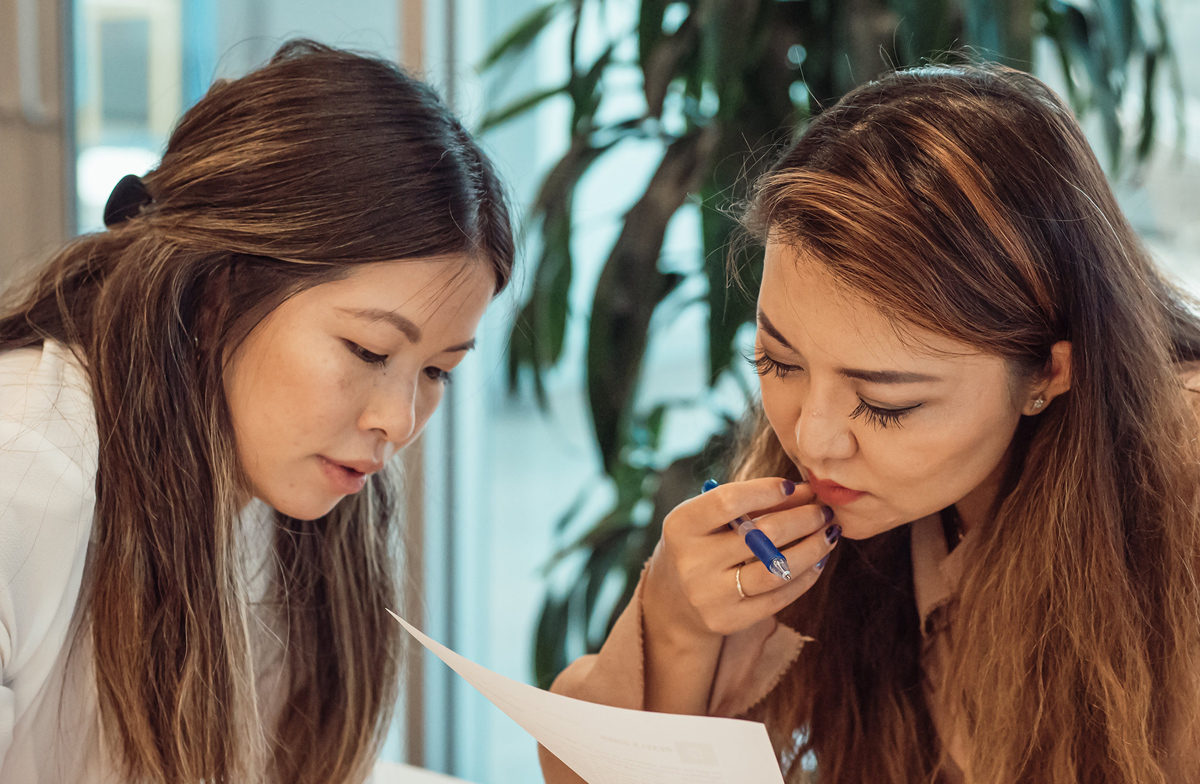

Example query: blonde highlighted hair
[733,64,1200,783]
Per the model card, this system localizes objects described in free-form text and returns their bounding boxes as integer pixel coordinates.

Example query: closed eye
[849,399,922,430]
[424,367,452,384]
[747,351,802,379]
[345,340,388,366]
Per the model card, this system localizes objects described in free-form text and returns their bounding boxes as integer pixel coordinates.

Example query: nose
[359,378,418,448]
[793,388,857,464]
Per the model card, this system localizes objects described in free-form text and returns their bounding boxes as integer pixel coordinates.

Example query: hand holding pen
[640,476,841,714]
[701,478,793,580]
[642,476,840,640]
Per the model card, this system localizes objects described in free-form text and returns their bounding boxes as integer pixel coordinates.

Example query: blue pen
[702,478,792,581]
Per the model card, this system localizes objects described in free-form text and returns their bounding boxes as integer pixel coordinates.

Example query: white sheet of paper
[387,610,785,784]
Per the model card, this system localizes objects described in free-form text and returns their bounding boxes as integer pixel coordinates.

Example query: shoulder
[0,340,97,674]
[0,340,97,473]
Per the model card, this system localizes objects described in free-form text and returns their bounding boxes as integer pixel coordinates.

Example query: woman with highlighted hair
[0,41,513,784]
[541,64,1200,784]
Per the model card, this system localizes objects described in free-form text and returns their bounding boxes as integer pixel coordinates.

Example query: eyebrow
[339,307,476,353]
[757,308,942,385]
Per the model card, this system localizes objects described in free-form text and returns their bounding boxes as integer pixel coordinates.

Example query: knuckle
[697,608,725,635]
[661,508,685,537]
[714,494,738,523]
[679,563,715,601]
[708,612,738,637]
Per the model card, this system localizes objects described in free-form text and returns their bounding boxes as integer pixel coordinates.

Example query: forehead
[311,255,494,322]
[758,240,982,368]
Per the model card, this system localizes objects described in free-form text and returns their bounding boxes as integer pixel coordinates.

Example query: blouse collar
[910,512,972,638]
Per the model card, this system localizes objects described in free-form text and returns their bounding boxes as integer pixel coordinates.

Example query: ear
[1024,341,1072,415]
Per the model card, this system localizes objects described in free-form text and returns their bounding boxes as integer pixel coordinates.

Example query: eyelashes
[346,340,388,366]
[849,398,921,430]
[745,351,922,429]
[750,352,797,379]
[344,340,453,384]
[424,367,453,384]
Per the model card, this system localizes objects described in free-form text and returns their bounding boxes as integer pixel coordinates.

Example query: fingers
[675,477,816,537]
[731,521,840,599]
[648,477,834,640]
[706,502,831,566]
[681,525,839,636]
[736,558,830,618]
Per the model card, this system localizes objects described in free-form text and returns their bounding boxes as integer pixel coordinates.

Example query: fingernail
[815,554,829,570]
[822,506,834,524]
[782,479,796,496]
[824,524,841,545]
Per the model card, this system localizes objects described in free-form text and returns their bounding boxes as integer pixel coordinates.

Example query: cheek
[760,377,800,442]
[863,402,1020,515]
[227,331,362,472]
[410,381,446,439]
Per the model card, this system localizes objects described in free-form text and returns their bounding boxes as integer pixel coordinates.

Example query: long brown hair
[735,64,1200,783]
[0,41,514,784]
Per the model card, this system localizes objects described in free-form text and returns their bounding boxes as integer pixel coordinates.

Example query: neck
[953,456,1009,535]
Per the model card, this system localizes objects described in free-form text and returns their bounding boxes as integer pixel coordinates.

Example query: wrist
[641,561,724,654]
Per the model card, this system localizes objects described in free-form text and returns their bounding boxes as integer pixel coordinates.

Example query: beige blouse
[537,514,971,783]
[539,367,1200,784]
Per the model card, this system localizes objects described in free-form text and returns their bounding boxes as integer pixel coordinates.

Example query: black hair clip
[103,174,153,227]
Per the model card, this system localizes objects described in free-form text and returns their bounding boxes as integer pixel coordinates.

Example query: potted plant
[480,0,1180,689]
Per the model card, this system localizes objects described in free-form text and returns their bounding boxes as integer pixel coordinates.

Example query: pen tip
[770,558,792,581]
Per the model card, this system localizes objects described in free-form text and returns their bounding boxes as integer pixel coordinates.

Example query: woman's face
[224,257,494,520]
[756,240,1027,539]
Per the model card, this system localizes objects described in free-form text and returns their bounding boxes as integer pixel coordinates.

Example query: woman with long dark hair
[0,41,513,784]
[541,64,1200,784]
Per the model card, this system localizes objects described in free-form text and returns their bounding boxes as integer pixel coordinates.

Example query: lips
[806,473,867,506]
[318,456,378,494]
[331,458,385,475]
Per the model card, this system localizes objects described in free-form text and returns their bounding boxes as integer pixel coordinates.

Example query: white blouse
[0,340,288,783]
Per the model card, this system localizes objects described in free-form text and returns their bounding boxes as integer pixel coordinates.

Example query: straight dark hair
[0,40,514,784]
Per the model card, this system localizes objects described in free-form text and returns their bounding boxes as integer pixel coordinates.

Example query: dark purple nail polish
[824,524,841,545]
[782,479,796,496]
[822,506,834,524]
[815,554,829,570]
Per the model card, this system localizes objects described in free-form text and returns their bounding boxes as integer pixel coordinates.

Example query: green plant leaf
[701,187,759,385]
[586,128,719,472]
[533,594,571,689]
[1096,0,1135,67]
[570,44,617,133]
[641,16,699,118]
[479,84,568,132]
[890,0,955,64]
[638,0,671,69]
[479,1,566,71]
[506,137,613,397]
[963,0,1035,66]
[506,299,548,405]
[1137,49,1158,162]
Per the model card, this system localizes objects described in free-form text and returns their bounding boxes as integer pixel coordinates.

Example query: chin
[829,509,909,540]
[263,493,343,521]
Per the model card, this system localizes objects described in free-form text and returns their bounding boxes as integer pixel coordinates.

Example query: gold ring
[735,565,747,600]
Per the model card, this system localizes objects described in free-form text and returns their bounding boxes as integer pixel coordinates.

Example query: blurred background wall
[1,1,1198,782]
